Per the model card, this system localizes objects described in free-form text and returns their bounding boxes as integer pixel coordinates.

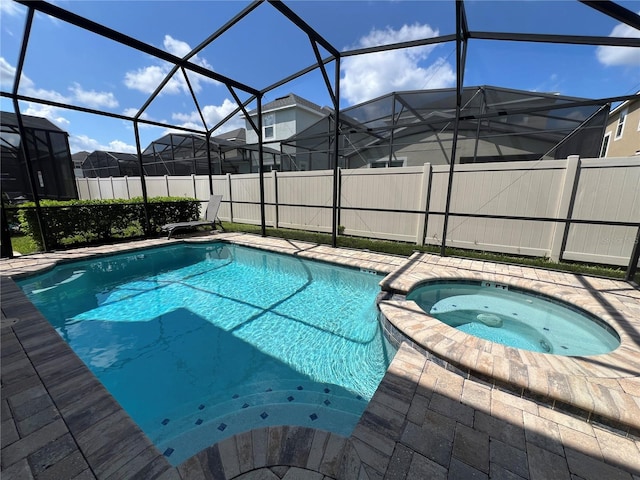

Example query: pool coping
[2,233,640,478]
[377,252,640,432]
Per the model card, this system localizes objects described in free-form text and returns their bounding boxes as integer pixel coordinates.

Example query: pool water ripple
[18,242,395,465]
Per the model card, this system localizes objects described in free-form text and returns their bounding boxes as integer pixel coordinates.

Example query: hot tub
[406,280,620,356]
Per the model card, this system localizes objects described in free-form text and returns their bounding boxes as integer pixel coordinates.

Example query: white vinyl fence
[76,156,640,267]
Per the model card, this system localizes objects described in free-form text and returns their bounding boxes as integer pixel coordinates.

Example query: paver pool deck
[1,232,639,479]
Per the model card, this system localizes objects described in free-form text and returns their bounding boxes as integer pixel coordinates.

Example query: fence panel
[71,157,640,266]
[166,176,195,198]
[427,161,566,256]
[340,167,424,242]
[277,170,334,232]
[86,178,102,200]
[76,179,90,199]
[111,177,130,199]
[564,158,640,266]
[127,178,143,199]
[145,177,169,198]
[229,173,262,226]
[98,178,114,199]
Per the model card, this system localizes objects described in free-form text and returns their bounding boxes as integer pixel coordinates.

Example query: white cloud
[0,56,18,90]
[69,82,118,109]
[169,98,244,133]
[107,139,136,153]
[596,15,640,66]
[2,59,71,127]
[341,24,455,105]
[0,0,24,17]
[124,64,171,94]
[123,35,218,95]
[2,58,120,110]
[163,35,193,59]
[123,107,140,117]
[0,58,57,99]
[122,108,156,122]
[69,134,136,154]
[22,103,70,128]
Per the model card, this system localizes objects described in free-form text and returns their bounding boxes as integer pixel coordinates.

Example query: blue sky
[1,0,639,154]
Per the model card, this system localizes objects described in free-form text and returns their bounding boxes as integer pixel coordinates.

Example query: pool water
[407,281,620,356]
[19,243,396,465]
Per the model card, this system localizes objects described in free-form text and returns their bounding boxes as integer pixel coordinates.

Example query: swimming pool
[407,280,620,356]
[18,242,396,465]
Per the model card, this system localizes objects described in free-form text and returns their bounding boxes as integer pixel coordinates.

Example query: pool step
[155,402,363,466]
[149,383,367,443]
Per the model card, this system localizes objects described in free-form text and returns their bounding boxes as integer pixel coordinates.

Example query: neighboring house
[244,93,329,169]
[282,86,610,169]
[71,151,89,178]
[599,93,640,158]
[0,111,77,201]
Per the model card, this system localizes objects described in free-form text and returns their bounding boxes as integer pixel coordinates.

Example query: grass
[221,222,638,282]
[10,235,39,255]
[8,225,638,283]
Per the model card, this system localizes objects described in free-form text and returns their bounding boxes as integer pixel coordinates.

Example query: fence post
[272,170,279,229]
[109,176,114,199]
[97,178,102,200]
[626,226,640,282]
[416,162,432,246]
[164,175,170,197]
[191,174,197,199]
[124,176,130,199]
[226,173,234,223]
[549,155,581,262]
[337,168,342,233]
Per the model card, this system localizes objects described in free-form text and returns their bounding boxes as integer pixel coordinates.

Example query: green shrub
[18,197,200,250]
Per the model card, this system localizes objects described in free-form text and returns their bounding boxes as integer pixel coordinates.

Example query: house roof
[610,91,640,116]
[247,93,327,117]
[216,128,246,142]
[71,151,90,163]
[0,111,68,134]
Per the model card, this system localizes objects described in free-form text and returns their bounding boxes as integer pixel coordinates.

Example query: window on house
[615,108,627,139]
[263,114,275,139]
[599,133,611,158]
[370,158,406,168]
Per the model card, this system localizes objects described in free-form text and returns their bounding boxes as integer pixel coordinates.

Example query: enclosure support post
[550,155,581,262]
[416,163,432,246]
[337,168,342,235]
[206,132,214,195]
[133,121,151,235]
[12,7,48,251]
[387,96,396,166]
[626,226,640,282]
[331,56,341,248]
[272,170,279,229]
[441,0,468,256]
[1,198,13,259]
[226,173,234,223]
[257,96,266,237]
